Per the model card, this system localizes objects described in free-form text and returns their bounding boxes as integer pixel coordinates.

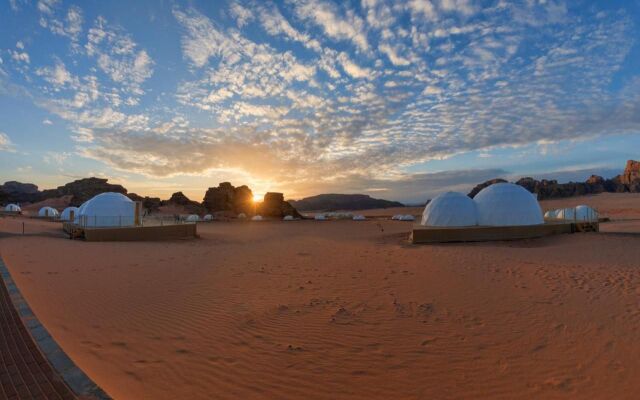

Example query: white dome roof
[203,214,213,221]
[283,215,294,221]
[421,192,477,227]
[314,214,326,220]
[77,192,135,227]
[237,213,246,219]
[38,206,59,217]
[399,214,415,221]
[353,215,366,221]
[4,204,21,212]
[556,208,576,220]
[474,183,543,226]
[60,207,79,221]
[251,215,263,221]
[186,214,200,222]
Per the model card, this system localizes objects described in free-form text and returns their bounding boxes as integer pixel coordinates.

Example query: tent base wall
[63,223,197,242]
[411,222,598,244]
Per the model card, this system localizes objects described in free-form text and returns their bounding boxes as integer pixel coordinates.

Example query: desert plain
[1,193,640,399]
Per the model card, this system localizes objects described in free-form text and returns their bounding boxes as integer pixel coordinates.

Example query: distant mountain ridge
[289,194,404,211]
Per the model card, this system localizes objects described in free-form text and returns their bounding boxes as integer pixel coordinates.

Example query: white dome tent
[76,192,136,227]
[391,214,402,220]
[283,215,295,221]
[399,215,415,221]
[314,214,327,221]
[575,205,599,222]
[4,204,21,212]
[252,215,263,221]
[186,214,200,222]
[556,208,576,221]
[421,192,478,227]
[203,214,213,221]
[237,213,247,219]
[474,183,543,226]
[544,210,558,219]
[353,215,366,221]
[38,206,59,218]
[60,206,79,221]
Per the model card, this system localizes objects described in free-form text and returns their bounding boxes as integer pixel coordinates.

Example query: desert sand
[1,193,639,399]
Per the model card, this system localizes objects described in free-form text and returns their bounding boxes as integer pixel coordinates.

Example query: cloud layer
[2,0,639,200]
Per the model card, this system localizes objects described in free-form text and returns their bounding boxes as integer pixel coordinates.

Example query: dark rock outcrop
[289,194,403,211]
[128,193,161,214]
[0,181,40,204]
[257,192,302,218]
[202,182,254,215]
[162,192,204,214]
[40,177,127,206]
[467,178,508,198]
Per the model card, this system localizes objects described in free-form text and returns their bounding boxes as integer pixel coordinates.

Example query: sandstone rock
[202,182,255,215]
[128,193,161,214]
[621,160,640,185]
[40,177,127,206]
[163,192,204,214]
[257,192,302,218]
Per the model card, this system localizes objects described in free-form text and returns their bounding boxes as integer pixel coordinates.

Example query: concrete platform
[411,221,598,244]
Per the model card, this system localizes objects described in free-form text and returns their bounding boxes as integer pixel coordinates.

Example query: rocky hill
[289,194,404,211]
[468,160,640,199]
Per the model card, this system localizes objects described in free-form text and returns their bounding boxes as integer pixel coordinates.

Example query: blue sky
[1,0,639,203]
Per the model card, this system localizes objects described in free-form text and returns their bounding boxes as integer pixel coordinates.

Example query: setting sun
[252,194,263,203]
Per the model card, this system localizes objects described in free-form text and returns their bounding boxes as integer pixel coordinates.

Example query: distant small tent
[252,215,263,221]
[203,214,213,221]
[76,192,136,227]
[556,208,576,221]
[575,205,599,222]
[391,214,402,220]
[474,183,543,226]
[544,210,557,219]
[399,215,415,221]
[237,213,247,219]
[314,214,327,221]
[38,206,59,218]
[353,215,366,221]
[283,215,295,221]
[421,192,477,227]
[4,204,21,212]
[60,206,79,221]
[186,214,200,222]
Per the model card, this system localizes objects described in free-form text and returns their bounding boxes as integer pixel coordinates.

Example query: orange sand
[0,193,639,399]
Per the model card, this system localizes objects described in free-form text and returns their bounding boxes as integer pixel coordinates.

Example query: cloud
[229,1,254,28]
[337,52,371,79]
[259,4,322,52]
[85,17,153,96]
[292,0,369,52]
[38,1,84,44]
[0,132,15,152]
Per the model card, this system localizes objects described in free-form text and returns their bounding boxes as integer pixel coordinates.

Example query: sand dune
[0,193,639,399]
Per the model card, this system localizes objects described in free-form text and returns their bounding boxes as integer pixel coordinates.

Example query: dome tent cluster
[545,205,599,222]
[421,183,544,228]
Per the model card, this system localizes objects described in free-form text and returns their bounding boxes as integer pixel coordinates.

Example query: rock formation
[467,160,640,200]
[621,160,640,185]
[162,192,204,214]
[202,182,254,215]
[257,192,302,218]
[289,194,404,211]
[127,193,161,214]
[40,177,128,206]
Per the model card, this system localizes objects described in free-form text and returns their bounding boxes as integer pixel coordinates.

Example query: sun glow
[253,194,263,203]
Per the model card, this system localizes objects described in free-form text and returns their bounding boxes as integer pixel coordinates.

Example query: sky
[1,0,640,203]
